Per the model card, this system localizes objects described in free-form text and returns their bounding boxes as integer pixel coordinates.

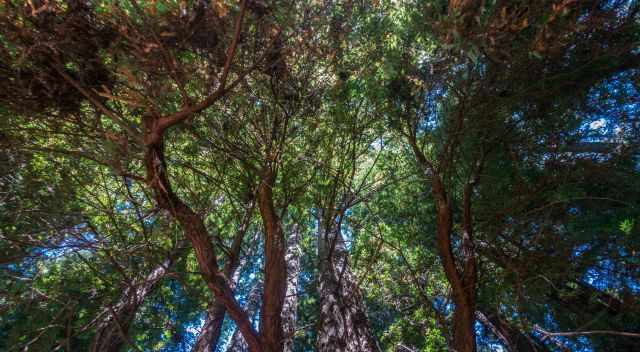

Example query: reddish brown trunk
[257,171,287,352]
[452,300,477,352]
[143,140,261,352]
[433,177,477,352]
[192,204,255,352]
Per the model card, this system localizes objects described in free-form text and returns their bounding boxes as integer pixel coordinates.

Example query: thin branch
[535,325,640,339]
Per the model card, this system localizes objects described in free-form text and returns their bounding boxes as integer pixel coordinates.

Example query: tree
[1,1,639,351]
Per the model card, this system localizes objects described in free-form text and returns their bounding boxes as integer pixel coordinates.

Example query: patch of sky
[36,224,97,259]
[583,248,640,295]
[370,137,384,151]
[417,84,446,134]
[571,243,592,260]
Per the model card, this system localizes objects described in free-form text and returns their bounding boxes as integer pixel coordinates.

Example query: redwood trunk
[256,171,287,352]
[192,206,254,352]
[143,140,261,352]
[91,247,182,352]
[316,215,379,352]
[282,224,302,352]
[433,178,477,352]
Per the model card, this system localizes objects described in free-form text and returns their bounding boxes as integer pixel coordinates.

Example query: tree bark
[91,244,185,352]
[256,170,287,352]
[316,212,379,352]
[192,302,227,352]
[192,204,255,352]
[409,134,479,352]
[143,137,261,352]
[227,282,264,352]
[432,177,477,352]
[282,224,302,352]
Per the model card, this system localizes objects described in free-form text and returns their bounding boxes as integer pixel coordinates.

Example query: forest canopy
[0,0,639,351]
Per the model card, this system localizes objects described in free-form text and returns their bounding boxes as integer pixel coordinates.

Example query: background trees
[1,1,639,351]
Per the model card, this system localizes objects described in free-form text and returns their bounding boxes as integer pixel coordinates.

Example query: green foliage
[1,1,639,351]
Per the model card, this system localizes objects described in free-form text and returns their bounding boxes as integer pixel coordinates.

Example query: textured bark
[192,302,227,352]
[90,302,138,352]
[410,134,479,352]
[316,213,379,352]
[432,178,477,352]
[227,282,264,352]
[256,170,287,352]
[91,245,184,352]
[143,138,261,352]
[282,224,302,352]
[192,206,254,352]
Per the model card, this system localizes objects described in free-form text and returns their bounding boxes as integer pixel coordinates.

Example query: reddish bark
[143,138,261,352]
[256,170,287,352]
[432,176,477,352]
[410,132,478,351]
[192,204,255,352]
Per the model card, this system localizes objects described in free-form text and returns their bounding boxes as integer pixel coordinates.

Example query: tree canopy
[1,1,639,352]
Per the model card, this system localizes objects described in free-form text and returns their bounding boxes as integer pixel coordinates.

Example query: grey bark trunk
[192,303,227,352]
[226,282,263,352]
[282,224,302,352]
[91,246,183,352]
[316,216,379,352]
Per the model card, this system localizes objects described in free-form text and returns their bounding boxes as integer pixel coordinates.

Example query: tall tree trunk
[432,179,477,352]
[227,282,264,352]
[192,302,227,352]
[192,205,255,352]
[143,139,261,352]
[316,212,379,352]
[257,170,287,352]
[226,223,300,352]
[91,244,185,352]
[409,126,479,352]
[282,224,302,352]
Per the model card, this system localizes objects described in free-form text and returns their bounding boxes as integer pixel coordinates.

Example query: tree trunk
[91,246,183,352]
[257,170,287,352]
[316,213,379,352]
[192,205,255,352]
[91,301,138,352]
[191,300,228,352]
[282,224,302,352]
[143,140,261,352]
[432,178,477,352]
[227,282,263,352]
